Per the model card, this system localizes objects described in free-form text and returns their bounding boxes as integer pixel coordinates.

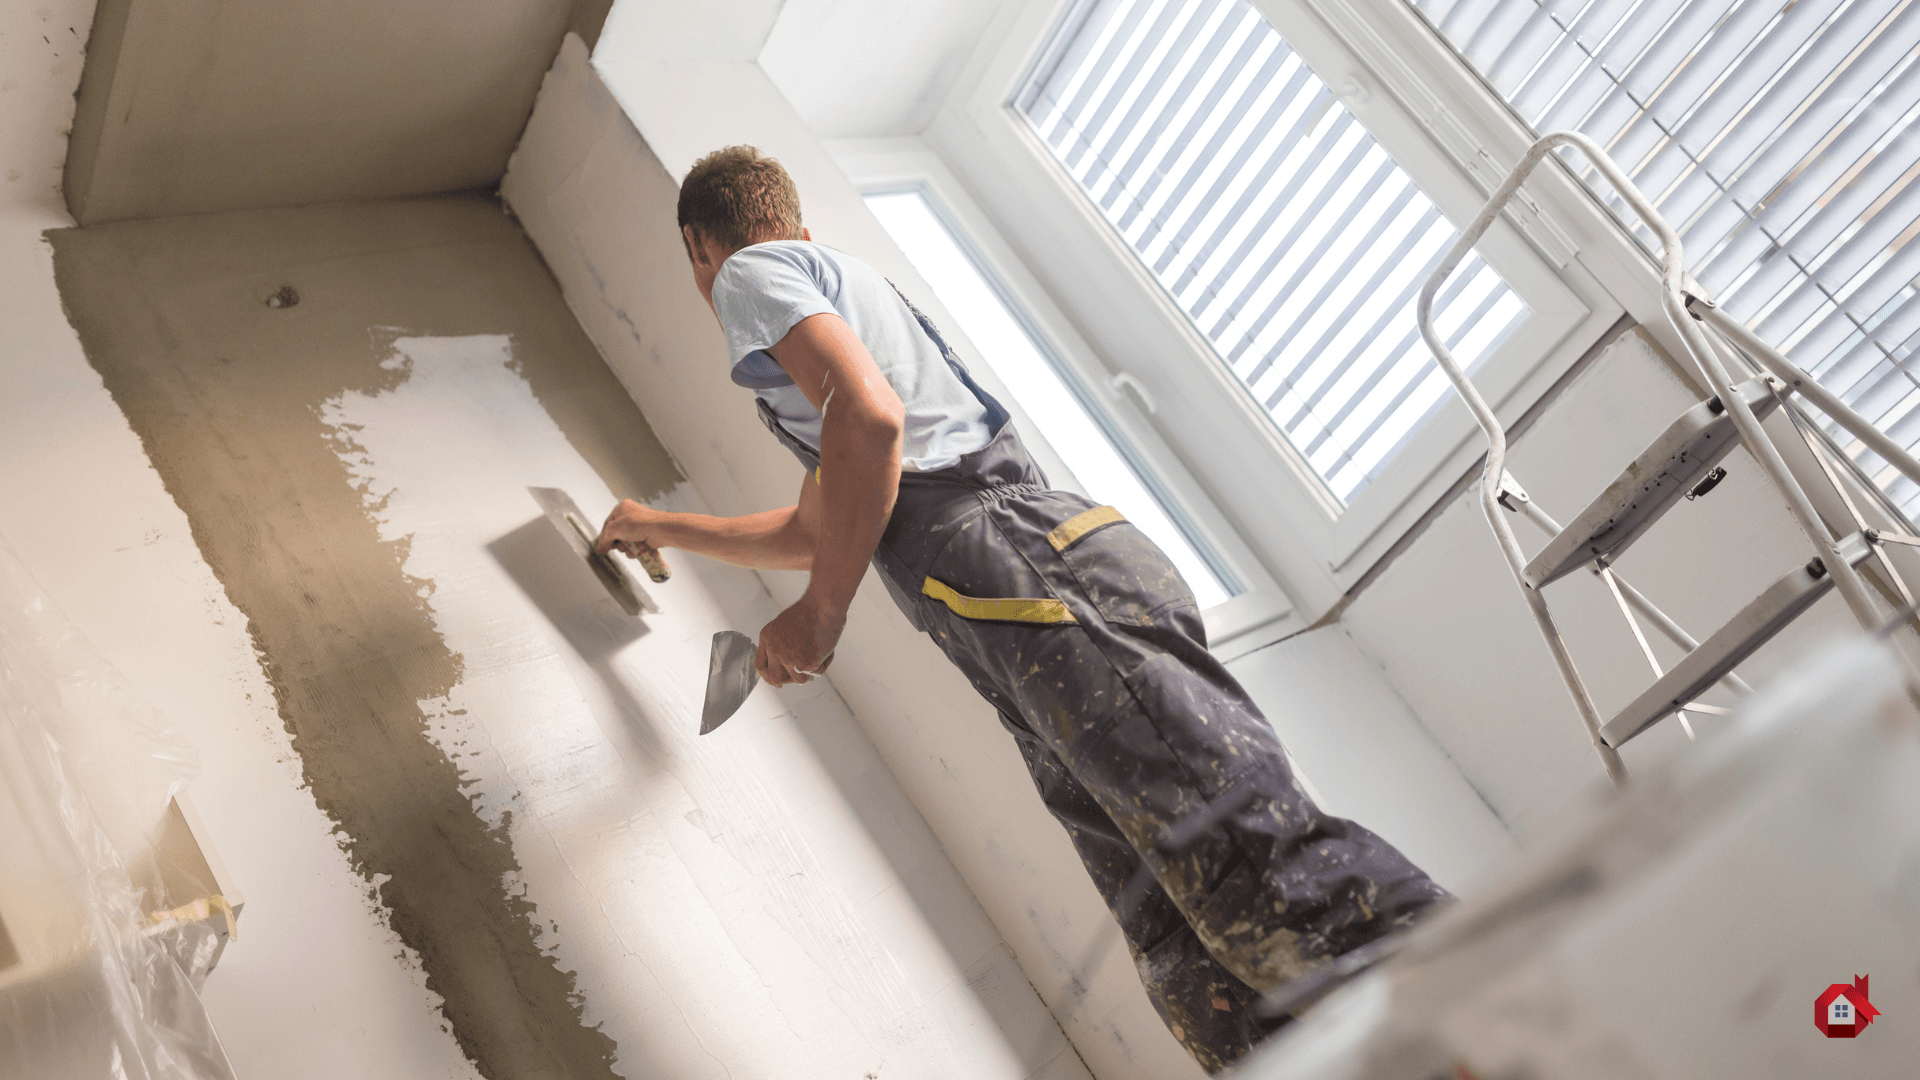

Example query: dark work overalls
[745,294,1450,1073]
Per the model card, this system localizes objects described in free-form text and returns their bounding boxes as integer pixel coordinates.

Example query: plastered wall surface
[3,5,495,1076]
[63,0,597,225]
[46,193,1079,1080]
[3,217,489,1080]
[506,36,1199,1080]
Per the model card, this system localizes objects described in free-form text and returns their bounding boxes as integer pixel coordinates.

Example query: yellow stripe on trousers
[1047,505,1126,552]
[921,576,1077,624]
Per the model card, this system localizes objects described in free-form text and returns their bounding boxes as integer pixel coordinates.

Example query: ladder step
[1600,533,1873,748]
[1525,377,1782,588]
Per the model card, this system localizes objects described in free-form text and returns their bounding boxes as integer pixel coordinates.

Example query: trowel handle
[627,544,671,583]
[566,511,672,583]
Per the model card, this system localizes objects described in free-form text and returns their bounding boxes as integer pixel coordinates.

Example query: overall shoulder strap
[887,280,1011,433]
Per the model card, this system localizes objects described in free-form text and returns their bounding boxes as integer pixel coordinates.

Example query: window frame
[1295,0,1720,380]
[927,0,1631,618]
[829,136,1303,649]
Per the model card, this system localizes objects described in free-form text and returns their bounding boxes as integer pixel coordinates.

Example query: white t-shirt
[711,241,992,472]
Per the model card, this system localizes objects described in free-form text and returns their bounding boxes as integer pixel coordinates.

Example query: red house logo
[1815,975,1880,1038]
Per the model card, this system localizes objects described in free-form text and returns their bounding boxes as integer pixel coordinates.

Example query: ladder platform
[1526,377,1783,588]
[1600,532,1873,748]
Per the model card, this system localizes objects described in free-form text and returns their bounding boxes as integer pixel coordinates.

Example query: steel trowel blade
[527,486,657,616]
[701,630,758,735]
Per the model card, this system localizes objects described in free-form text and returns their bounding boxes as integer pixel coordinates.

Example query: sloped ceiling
[758,0,1002,139]
[64,0,613,225]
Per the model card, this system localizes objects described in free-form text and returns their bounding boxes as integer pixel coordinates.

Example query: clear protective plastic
[0,534,237,1079]
[1243,638,1920,1080]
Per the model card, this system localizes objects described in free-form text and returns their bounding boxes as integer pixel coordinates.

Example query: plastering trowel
[527,487,667,617]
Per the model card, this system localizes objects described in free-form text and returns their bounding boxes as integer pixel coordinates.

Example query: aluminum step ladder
[1420,131,1920,785]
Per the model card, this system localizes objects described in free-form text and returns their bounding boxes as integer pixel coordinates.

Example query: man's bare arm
[598,311,897,686]
[771,314,904,612]
[757,313,904,683]
[596,476,823,572]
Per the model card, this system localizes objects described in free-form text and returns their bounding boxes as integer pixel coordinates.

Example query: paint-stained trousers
[756,382,1449,1073]
[894,473,1448,1067]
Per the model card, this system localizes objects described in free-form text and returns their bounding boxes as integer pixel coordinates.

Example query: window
[1017,0,1531,505]
[930,0,1598,611]
[867,189,1235,608]
[1416,0,1920,515]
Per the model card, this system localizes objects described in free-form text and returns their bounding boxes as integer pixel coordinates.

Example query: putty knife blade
[527,486,658,616]
[701,630,759,735]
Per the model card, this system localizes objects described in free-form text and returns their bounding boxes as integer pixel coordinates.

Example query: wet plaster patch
[47,194,678,1080]
[317,334,1032,1080]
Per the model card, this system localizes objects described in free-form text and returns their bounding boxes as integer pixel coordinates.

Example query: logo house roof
[1815,975,1881,1037]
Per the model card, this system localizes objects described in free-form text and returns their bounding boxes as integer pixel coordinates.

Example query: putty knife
[701,631,759,735]
[700,632,835,735]
[527,486,664,616]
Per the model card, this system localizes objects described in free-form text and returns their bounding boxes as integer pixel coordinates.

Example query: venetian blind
[1018,0,1531,505]
[1416,0,1920,512]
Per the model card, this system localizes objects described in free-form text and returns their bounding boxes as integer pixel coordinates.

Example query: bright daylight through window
[866,190,1234,609]
[1018,0,1531,506]
[1417,0,1920,515]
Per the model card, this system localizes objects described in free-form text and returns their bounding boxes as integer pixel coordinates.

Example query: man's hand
[756,592,842,687]
[595,499,670,572]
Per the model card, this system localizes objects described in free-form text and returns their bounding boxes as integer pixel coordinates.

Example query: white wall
[760,0,1001,138]
[505,35,1205,1079]
[1224,626,1514,884]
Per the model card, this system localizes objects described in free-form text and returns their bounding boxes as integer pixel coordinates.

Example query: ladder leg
[1599,566,1695,740]
[1665,294,1890,630]
[1693,298,1920,492]
[1480,474,1630,784]
[1518,577,1629,785]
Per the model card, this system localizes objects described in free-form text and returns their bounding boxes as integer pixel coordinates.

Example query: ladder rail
[1690,298,1920,495]
[1417,130,1910,782]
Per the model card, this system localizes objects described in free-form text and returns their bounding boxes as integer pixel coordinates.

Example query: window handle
[1108,371,1157,414]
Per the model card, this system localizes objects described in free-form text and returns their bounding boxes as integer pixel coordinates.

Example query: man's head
[679,146,805,253]
[679,146,808,306]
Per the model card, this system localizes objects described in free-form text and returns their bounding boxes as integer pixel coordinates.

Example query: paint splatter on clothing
[753,303,1450,1072]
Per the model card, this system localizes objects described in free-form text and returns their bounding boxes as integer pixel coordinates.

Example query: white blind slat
[1418,0,1920,517]
[1022,0,1531,504]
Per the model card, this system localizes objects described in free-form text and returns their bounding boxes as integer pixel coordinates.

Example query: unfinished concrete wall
[63,0,602,225]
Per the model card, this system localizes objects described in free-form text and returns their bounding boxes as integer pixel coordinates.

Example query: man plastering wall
[593,146,1453,1073]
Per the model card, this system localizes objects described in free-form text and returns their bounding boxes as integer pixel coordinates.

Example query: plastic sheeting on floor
[0,534,236,1080]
